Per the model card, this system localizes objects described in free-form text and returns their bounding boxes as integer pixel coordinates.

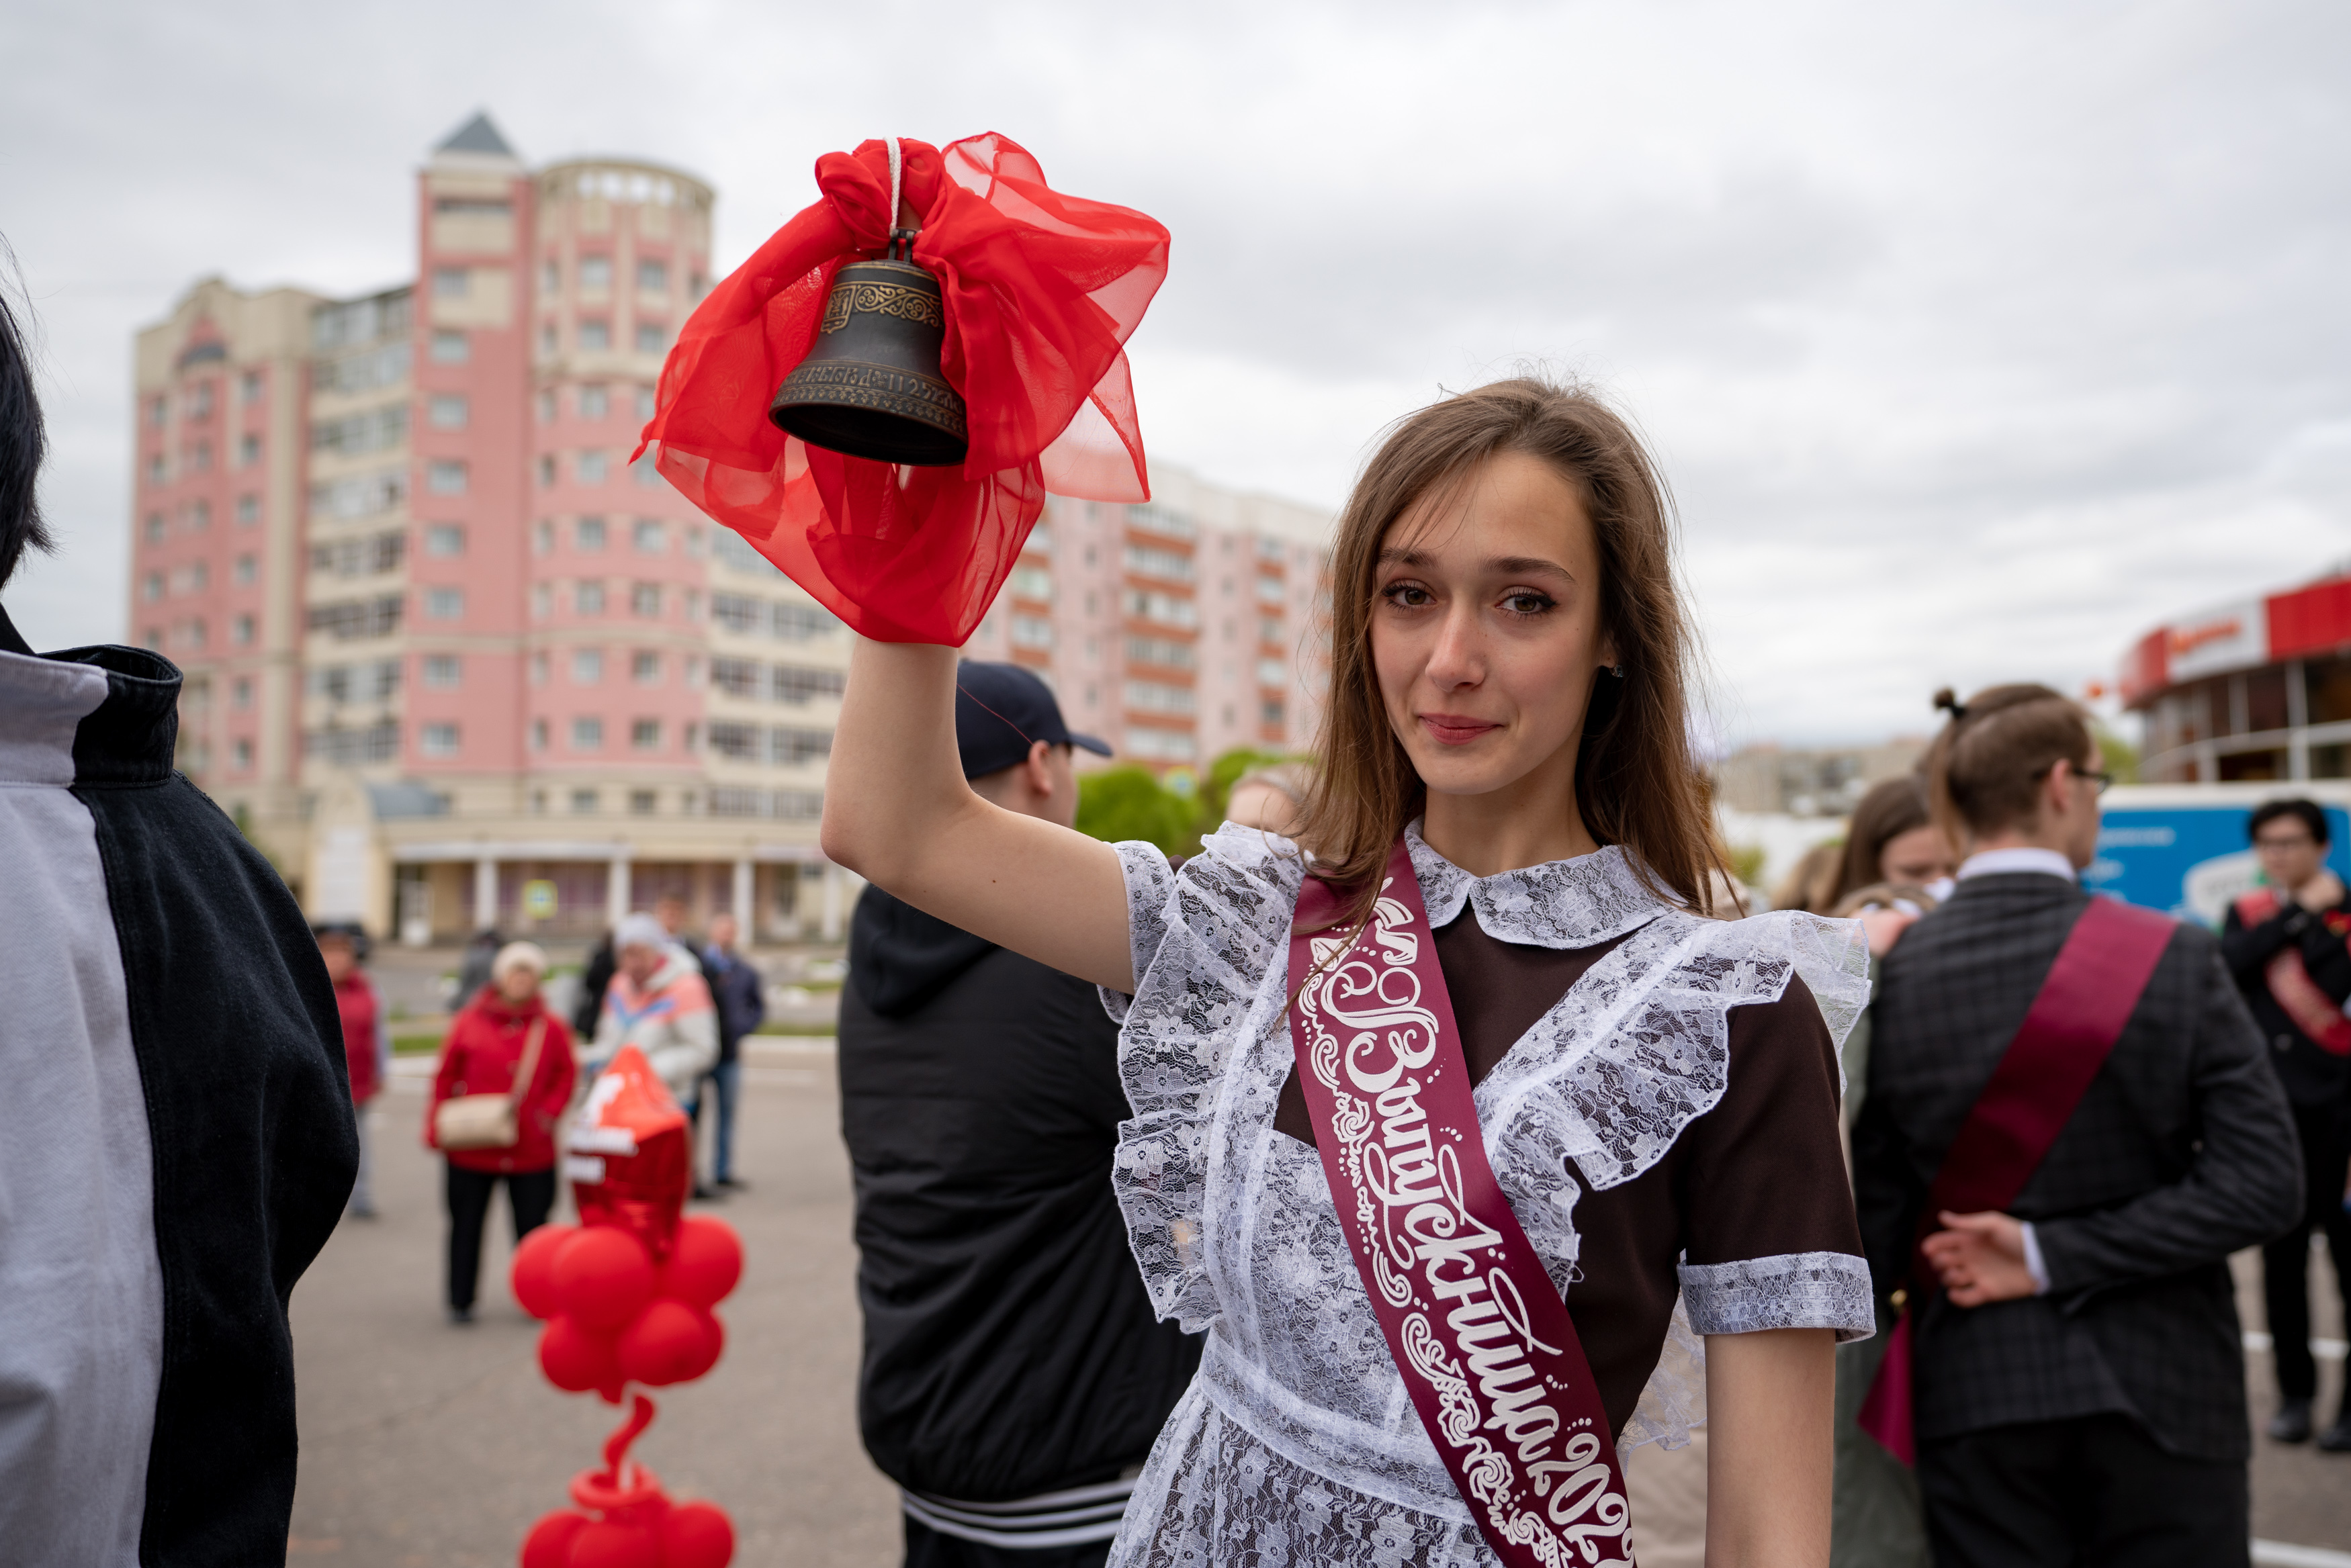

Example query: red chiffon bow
[633,134,1169,644]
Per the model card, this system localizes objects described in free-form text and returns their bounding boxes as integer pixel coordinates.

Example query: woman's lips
[1419,713,1500,747]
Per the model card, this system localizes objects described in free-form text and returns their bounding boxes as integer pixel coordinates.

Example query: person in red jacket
[426,941,578,1323]
[316,923,388,1219]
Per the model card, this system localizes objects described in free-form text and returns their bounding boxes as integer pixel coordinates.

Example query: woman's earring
[1610,663,1627,679]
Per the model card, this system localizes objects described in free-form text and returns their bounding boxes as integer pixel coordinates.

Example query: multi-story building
[1712,737,1930,817]
[2119,567,2351,784]
[130,114,1332,946]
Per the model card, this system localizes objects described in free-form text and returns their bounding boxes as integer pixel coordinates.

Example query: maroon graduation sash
[1857,894,2175,1464]
[2233,889,2351,1056]
[1288,839,1634,1567]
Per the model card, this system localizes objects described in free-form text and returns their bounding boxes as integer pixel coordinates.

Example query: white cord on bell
[886,136,903,236]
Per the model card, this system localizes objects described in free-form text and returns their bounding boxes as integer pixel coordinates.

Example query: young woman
[824,379,1873,1566]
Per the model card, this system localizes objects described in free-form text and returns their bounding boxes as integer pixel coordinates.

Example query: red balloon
[660,1501,735,1568]
[614,1300,721,1387]
[567,1519,659,1568]
[521,1508,587,1568]
[539,1314,621,1394]
[512,1224,577,1320]
[554,1227,656,1330]
[655,1217,743,1309]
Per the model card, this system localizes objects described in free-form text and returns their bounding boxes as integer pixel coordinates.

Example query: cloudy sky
[5,0,2346,745]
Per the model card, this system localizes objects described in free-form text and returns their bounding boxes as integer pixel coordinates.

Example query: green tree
[1075,766,1197,857]
[2094,722,2141,784]
[1198,747,1296,835]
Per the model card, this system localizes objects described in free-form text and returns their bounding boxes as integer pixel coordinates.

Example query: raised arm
[820,637,1137,992]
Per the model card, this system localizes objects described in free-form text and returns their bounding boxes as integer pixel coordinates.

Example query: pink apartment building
[131,114,1330,948]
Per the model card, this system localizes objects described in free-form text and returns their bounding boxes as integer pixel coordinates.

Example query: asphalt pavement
[287,1040,2351,1565]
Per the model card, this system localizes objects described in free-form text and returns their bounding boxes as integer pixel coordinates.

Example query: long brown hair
[1833,775,1934,908]
[1292,377,1720,925]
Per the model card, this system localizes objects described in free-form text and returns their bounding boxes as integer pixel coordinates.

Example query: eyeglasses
[2078,769,2114,796]
[2255,833,2318,852]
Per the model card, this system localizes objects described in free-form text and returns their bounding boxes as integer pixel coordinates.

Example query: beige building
[1712,737,1930,817]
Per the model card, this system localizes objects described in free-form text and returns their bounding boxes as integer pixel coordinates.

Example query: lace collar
[1403,821,1667,950]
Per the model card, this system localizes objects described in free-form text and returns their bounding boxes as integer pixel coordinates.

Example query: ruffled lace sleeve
[1109,825,1308,1332]
[1098,839,1177,1026]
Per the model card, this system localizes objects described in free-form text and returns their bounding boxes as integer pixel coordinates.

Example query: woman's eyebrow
[1375,546,1435,568]
[1489,555,1574,581]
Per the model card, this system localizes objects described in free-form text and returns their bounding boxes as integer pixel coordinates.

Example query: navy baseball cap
[955,661,1112,779]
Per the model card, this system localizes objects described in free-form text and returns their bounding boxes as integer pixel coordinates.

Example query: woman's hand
[1705,1326,1834,1567]
[822,639,1138,992]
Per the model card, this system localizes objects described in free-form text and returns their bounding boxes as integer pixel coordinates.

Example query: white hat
[614,913,669,953]
[491,940,549,981]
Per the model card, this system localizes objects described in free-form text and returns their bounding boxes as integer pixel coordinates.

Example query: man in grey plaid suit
[1855,684,2302,1568]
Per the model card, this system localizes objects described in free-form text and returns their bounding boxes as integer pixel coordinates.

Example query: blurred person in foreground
[2220,796,2351,1449]
[1855,684,2301,1568]
[317,922,391,1219]
[1222,760,1310,836]
[0,260,356,1561]
[593,912,719,1116]
[838,661,1198,1568]
[698,911,764,1191]
[427,941,577,1323]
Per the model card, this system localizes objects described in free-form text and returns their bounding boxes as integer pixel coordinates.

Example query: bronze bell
[768,228,969,467]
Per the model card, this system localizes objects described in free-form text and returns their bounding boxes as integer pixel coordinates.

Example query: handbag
[434,1016,546,1152]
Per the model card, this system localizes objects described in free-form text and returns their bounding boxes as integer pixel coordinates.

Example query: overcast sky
[5,0,2346,745]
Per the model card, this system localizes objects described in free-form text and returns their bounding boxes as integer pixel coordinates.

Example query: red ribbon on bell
[631,134,1171,645]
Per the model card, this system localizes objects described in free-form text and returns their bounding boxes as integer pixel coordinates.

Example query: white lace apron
[1101,824,1875,1568]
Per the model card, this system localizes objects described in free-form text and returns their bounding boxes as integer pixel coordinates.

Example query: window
[1258,615,1283,645]
[635,385,657,420]
[539,454,557,487]
[579,256,612,292]
[631,719,661,751]
[310,406,410,455]
[632,518,666,553]
[578,383,609,420]
[570,718,603,751]
[146,453,167,486]
[431,330,469,363]
[1256,575,1285,604]
[1126,635,1194,669]
[710,786,763,817]
[631,582,663,617]
[1124,726,1197,762]
[236,494,259,526]
[630,789,659,815]
[531,584,552,620]
[421,723,459,756]
[1128,503,1194,538]
[540,324,557,357]
[710,657,760,698]
[1261,698,1286,727]
[423,655,461,688]
[534,520,553,555]
[634,322,666,354]
[427,459,468,495]
[530,719,547,751]
[571,787,599,813]
[142,572,163,602]
[707,721,759,760]
[433,267,468,297]
[541,259,559,293]
[308,467,408,520]
[774,666,847,704]
[1010,565,1053,600]
[530,651,548,686]
[537,389,556,424]
[189,500,211,531]
[306,595,405,640]
[232,614,255,646]
[770,727,831,766]
[146,395,167,428]
[572,648,604,684]
[1257,535,1287,562]
[1026,524,1053,553]
[576,580,606,615]
[1124,544,1193,582]
[633,453,664,486]
[1257,658,1286,688]
[232,677,252,710]
[633,651,661,683]
[191,441,213,471]
[1124,680,1196,714]
[144,627,164,649]
[425,588,464,620]
[578,320,611,352]
[181,618,208,649]
[777,790,824,820]
[576,516,608,550]
[1012,615,1055,649]
[238,433,261,467]
[578,450,609,483]
[637,259,668,292]
[234,554,257,585]
[302,721,400,765]
[189,381,215,418]
[425,524,465,557]
[232,737,253,769]
[428,394,468,429]
[1122,588,1197,629]
[144,513,166,544]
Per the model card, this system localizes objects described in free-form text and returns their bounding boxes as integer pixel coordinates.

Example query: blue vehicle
[2087,784,2351,927]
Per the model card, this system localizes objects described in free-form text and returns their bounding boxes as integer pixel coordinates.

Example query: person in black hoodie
[838,661,1200,1568]
[2221,796,2351,1449]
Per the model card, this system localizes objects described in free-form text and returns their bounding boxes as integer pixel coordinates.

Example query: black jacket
[1854,872,2302,1461]
[574,934,615,1039]
[1,619,358,1563]
[2219,892,2351,1112]
[838,885,1199,1501]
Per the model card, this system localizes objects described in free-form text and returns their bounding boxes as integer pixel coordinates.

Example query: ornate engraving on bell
[769,232,969,467]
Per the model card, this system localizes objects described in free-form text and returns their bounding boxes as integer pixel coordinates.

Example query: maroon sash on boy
[2232,888,2351,1056]
[1858,895,2176,1464]
[1288,839,1634,1567]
